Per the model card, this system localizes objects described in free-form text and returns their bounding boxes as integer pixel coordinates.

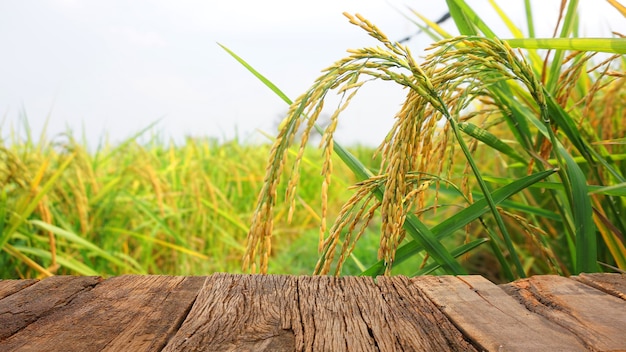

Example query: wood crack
[500,275,626,351]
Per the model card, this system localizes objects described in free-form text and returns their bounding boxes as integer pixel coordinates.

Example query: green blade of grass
[543,92,625,183]
[483,176,626,197]
[487,0,544,73]
[200,198,250,234]
[106,227,209,260]
[446,0,496,37]
[2,243,54,277]
[218,43,292,105]
[491,88,535,153]
[561,148,597,273]
[588,182,626,196]
[412,238,490,276]
[459,122,528,164]
[488,0,524,38]
[445,0,478,36]
[29,220,143,274]
[497,199,561,221]
[401,212,467,274]
[87,177,123,206]
[508,154,626,169]
[0,191,7,242]
[12,245,101,276]
[524,0,535,38]
[504,38,626,55]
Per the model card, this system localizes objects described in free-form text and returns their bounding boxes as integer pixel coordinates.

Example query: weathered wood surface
[0,273,624,352]
[416,275,588,351]
[501,274,626,351]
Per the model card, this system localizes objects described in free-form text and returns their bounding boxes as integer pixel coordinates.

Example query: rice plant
[236,1,626,280]
[0,119,370,278]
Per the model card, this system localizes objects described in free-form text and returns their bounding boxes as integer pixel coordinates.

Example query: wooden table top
[1,273,625,351]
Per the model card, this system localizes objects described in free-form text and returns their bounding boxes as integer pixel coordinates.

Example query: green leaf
[106,227,210,260]
[13,246,100,276]
[483,176,626,197]
[218,43,292,105]
[459,122,528,164]
[13,245,101,276]
[445,0,477,36]
[29,220,142,274]
[561,149,597,273]
[504,38,626,55]
[545,0,580,92]
[402,212,467,274]
[588,182,626,196]
[412,238,490,275]
[446,0,496,37]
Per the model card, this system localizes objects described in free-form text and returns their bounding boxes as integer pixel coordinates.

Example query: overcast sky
[1,1,623,147]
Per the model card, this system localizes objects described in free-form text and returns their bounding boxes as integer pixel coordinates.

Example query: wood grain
[0,275,205,352]
[165,274,476,352]
[374,276,477,351]
[0,276,101,340]
[0,278,38,300]
[1,273,625,351]
[571,272,626,300]
[502,275,626,351]
[414,275,587,352]
[163,273,297,352]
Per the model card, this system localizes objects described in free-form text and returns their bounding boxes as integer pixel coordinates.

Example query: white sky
[1,1,624,147]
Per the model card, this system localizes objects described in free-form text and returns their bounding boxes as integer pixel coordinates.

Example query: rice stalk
[244,11,569,275]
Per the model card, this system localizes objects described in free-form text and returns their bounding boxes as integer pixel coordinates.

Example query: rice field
[2,0,625,281]
[0,125,389,278]
[235,2,626,280]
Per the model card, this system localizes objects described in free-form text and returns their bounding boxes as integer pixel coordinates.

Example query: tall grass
[0,122,378,279]
[237,0,626,280]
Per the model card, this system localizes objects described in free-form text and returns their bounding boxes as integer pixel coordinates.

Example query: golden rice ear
[244,13,440,274]
[245,11,549,275]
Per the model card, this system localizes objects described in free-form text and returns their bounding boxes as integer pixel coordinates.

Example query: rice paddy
[2,0,625,281]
